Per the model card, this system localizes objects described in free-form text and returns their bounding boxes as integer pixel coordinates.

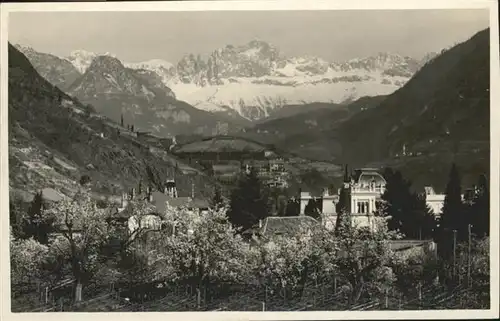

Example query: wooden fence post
[264,285,268,310]
[418,282,422,309]
[453,230,457,281]
[467,224,472,288]
[385,289,389,309]
[196,288,201,309]
[262,301,265,311]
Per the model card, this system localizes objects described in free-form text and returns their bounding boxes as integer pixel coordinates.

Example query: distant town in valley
[6,7,491,314]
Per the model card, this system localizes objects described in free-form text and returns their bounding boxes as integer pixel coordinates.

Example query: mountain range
[14,41,436,123]
[247,28,489,191]
[15,44,248,138]
[11,28,489,193]
[127,41,435,120]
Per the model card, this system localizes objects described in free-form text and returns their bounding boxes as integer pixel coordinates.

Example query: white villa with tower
[299,167,446,231]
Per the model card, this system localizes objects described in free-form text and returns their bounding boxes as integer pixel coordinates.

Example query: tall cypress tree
[211,185,224,210]
[437,163,465,259]
[335,165,351,236]
[440,163,466,238]
[379,168,433,239]
[228,166,270,231]
[380,168,412,234]
[411,193,437,240]
[121,114,124,127]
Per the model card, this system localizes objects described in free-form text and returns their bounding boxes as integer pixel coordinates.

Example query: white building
[299,168,387,232]
[299,188,338,216]
[349,168,386,215]
[424,186,446,217]
[423,186,468,218]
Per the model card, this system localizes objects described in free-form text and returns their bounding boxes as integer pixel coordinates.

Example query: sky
[8,9,490,64]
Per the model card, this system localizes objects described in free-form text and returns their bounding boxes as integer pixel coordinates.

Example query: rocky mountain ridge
[15,41,437,121]
[130,41,435,120]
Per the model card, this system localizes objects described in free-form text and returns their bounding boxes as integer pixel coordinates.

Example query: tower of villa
[346,167,387,215]
[299,165,387,231]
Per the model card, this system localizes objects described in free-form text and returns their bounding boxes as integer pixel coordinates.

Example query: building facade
[348,168,386,215]
[299,167,387,232]
[424,186,446,217]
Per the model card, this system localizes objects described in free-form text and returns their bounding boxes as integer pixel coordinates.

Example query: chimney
[121,193,127,208]
[343,164,349,183]
[259,219,263,229]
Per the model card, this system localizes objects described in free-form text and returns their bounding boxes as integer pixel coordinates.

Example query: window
[356,201,370,213]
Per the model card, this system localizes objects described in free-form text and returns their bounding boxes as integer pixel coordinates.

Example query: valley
[6,7,493,314]
[12,28,490,194]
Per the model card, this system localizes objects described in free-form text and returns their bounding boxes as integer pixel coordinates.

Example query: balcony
[351,185,385,194]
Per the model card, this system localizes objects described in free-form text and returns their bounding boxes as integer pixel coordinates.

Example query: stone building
[299,166,387,232]
[106,179,209,238]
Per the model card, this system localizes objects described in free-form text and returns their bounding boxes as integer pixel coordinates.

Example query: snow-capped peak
[124,59,177,87]
[66,50,97,73]
[125,59,174,71]
[66,49,118,74]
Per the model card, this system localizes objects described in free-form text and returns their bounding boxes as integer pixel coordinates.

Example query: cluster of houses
[210,158,290,188]
[105,179,210,237]
[34,165,457,261]
[297,167,449,232]
[103,167,439,259]
[241,158,290,188]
